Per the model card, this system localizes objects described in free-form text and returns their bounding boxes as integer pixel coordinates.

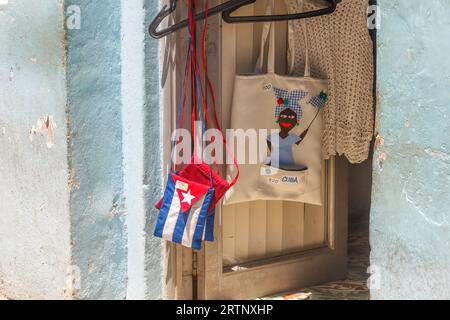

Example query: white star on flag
[181,190,196,206]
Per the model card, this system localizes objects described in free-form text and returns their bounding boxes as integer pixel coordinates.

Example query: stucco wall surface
[371,0,450,300]
[0,0,71,299]
[0,0,166,300]
[65,0,128,300]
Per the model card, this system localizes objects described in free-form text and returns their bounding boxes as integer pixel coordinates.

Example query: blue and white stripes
[154,174,215,250]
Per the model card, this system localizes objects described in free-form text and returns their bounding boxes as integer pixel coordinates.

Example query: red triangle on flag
[171,174,210,213]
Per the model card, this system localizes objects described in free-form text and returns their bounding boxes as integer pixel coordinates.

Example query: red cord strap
[183,0,239,188]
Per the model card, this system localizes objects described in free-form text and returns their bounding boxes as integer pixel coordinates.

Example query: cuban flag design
[203,208,216,242]
[155,157,230,243]
[154,174,215,250]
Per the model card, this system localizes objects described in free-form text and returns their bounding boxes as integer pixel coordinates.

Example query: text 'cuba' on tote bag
[224,0,329,206]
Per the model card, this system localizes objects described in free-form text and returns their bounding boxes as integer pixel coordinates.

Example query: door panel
[266,201,284,256]
[196,1,348,300]
[222,200,329,266]
[282,202,306,253]
[248,201,268,260]
[200,159,348,299]
[304,203,327,248]
[234,203,250,261]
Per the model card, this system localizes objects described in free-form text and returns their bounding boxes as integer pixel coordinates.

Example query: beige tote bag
[224,0,329,206]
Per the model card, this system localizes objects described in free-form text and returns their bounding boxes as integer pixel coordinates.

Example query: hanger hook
[149,4,175,39]
[169,0,177,11]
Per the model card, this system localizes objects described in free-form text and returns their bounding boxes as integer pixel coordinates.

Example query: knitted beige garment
[285,0,375,164]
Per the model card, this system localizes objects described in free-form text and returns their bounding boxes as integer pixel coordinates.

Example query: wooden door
[195,1,348,300]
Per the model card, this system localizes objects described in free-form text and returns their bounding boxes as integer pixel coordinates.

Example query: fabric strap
[197,0,240,188]
[256,0,310,77]
[255,0,276,73]
[175,0,239,188]
[288,0,310,76]
[172,43,191,172]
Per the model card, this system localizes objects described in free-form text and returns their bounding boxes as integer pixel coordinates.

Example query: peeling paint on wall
[68,169,80,191]
[375,134,384,149]
[29,116,57,148]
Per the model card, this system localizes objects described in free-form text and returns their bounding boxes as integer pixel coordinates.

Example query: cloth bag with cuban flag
[154,0,239,250]
[154,172,215,250]
[224,0,329,206]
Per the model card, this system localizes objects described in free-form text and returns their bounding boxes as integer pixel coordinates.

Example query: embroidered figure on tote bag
[267,88,309,171]
[224,0,328,206]
[266,87,329,172]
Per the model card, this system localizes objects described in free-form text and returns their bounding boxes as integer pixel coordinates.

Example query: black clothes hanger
[149,0,341,39]
[222,0,341,23]
[149,0,255,39]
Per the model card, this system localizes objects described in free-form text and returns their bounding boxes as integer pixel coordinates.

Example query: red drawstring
[183,0,239,187]
[173,43,191,173]
[199,0,240,187]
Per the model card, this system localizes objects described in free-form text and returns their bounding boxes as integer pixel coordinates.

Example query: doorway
[196,0,348,300]
[160,0,375,301]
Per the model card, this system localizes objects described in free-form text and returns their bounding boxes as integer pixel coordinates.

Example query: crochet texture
[286,0,375,164]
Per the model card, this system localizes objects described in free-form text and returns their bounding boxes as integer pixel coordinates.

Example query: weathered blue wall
[0,0,162,300]
[65,0,128,299]
[0,0,71,299]
[371,0,450,299]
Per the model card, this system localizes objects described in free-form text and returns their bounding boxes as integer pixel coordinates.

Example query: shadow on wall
[349,145,374,222]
